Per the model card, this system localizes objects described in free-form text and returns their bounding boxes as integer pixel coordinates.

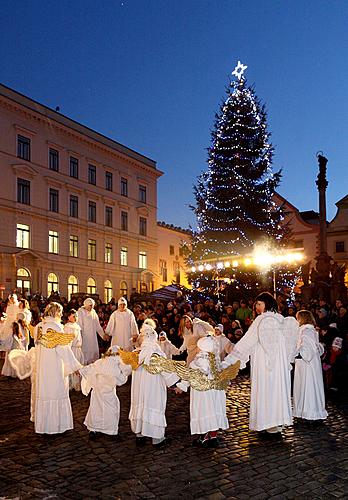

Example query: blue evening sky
[1,0,347,228]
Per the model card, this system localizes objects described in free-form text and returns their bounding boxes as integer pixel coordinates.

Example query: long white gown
[188,353,229,435]
[80,356,131,435]
[129,342,179,440]
[222,312,298,432]
[77,307,104,364]
[105,308,139,350]
[293,324,327,420]
[0,302,20,352]
[64,322,84,391]
[181,319,215,365]
[9,318,82,434]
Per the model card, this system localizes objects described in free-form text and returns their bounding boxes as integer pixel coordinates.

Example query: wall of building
[157,222,191,288]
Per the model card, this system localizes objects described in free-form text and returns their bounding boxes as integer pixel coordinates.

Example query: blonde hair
[178,315,192,338]
[44,302,63,319]
[296,309,316,327]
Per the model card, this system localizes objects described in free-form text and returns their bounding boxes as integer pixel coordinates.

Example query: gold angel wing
[36,325,43,342]
[118,349,140,370]
[145,354,189,378]
[39,328,75,349]
[218,361,240,387]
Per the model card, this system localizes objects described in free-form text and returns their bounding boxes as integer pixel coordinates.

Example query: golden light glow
[232,260,239,267]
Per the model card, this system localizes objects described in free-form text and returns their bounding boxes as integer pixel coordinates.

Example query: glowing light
[191,266,196,273]
[232,260,239,268]
[224,261,231,268]
[244,258,252,266]
[206,264,212,271]
[232,61,248,81]
[198,265,204,272]
[217,262,224,269]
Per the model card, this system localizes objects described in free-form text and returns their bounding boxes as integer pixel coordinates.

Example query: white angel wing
[257,315,283,369]
[283,316,299,363]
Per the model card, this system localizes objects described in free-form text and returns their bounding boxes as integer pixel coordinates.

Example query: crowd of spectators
[1,289,347,394]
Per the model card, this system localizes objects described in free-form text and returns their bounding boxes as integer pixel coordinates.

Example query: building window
[120,246,128,266]
[105,243,112,263]
[160,259,167,282]
[69,235,78,257]
[88,164,96,185]
[336,241,345,253]
[48,230,59,254]
[292,239,304,249]
[121,210,128,231]
[49,188,59,213]
[49,148,59,171]
[139,185,147,203]
[88,239,96,261]
[104,280,113,303]
[70,195,78,218]
[68,275,78,300]
[174,262,180,283]
[121,177,128,196]
[139,251,147,269]
[17,178,30,205]
[17,268,31,295]
[87,277,96,295]
[105,171,113,191]
[120,281,127,297]
[105,206,113,227]
[47,272,59,295]
[17,135,31,161]
[169,245,174,255]
[70,156,79,178]
[16,223,30,248]
[88,201,96,223]
[139,217,147,236]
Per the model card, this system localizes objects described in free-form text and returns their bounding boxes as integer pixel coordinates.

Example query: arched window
[140,282,148,293]
[47,272,59,295]
[87,277,96,295]
[119,281,127,297]
[17,268,31,295]
[68,275,78,300]
[104,279,113,303]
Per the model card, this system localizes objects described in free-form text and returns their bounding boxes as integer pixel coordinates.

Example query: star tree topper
[232,60,248,80]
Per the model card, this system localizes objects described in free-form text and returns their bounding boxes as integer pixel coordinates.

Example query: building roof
[299,210,320,225]
[0,83,157,169]
[157,221,192,235]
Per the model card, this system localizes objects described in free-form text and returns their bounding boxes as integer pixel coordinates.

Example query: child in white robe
[214,324,234,361]
[9,302,82,434]
[176,335,229,447]
[293,310,327,422]
[158,331,180,359]
[1,321,25,377]
[80,345,131,439]
[129,320,181,447]
[64,309,84,391]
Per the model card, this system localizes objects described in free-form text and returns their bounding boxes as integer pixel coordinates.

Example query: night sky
[1,0,347,228]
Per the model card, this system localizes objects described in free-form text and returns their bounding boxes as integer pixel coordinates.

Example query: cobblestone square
[1,363,347,499]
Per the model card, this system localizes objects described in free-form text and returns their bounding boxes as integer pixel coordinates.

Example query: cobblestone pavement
[0,360,347,500]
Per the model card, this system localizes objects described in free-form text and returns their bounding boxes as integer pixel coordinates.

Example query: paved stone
[0,361,347,499]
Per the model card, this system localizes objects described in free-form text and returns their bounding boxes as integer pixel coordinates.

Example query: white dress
[0,302,20,351]
[129,342,179,439]
[293,324,327,420]
[214,334,234,361]
[157,339,180,359]
[222,312,297,432]
[64,322,84,391]
[188,352,229,435]
[77,307,105,364]
[9,318,82,434]
[181,319,215,365]
[105,308,139,350]
[1,334,25,377]
[80,356,131,435]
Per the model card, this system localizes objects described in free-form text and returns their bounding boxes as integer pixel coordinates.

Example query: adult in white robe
[222,292,298,436]
[129,322,180,445]
[78,298,106,364]
[0,294,20,352]
[9,302,82,434]
[80,347,132,436]
[105,297,139,351]
[179,316,215,365]
[293,311,327,421]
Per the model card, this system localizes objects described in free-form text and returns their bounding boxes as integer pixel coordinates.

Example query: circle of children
[0,290,347,448]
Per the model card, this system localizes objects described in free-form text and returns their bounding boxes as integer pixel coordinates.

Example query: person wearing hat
[78,298,108,364]
[79,345,132,440]
[214,324,234,361]
[105,297,139,351]
[64,309,84,391]
[176,335,229,447]
[129,319,181,447]
[221,292,298,439]
[157,330,181,359]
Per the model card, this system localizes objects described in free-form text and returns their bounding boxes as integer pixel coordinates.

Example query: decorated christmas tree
[188,62,288,295]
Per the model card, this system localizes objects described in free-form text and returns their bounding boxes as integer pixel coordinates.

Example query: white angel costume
[222,312,298,432]
[214,324,234,361]
[179,336,229,436]
[129,323,180,444]
[0,297,20,352]
[1,333,25,377]
[180,318,215,366]
[293,324,327,420]
[105,297,139,350]
[9,317,82,434]
[158,331,181,359]
[64,322,84,391]
[77,299,105,364]
[80,347,131,435]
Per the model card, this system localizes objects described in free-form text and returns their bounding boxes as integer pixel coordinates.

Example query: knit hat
[84,298,95,307]
[197,335,217,353]
[118,297,127,306]
[215,324,224,334]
